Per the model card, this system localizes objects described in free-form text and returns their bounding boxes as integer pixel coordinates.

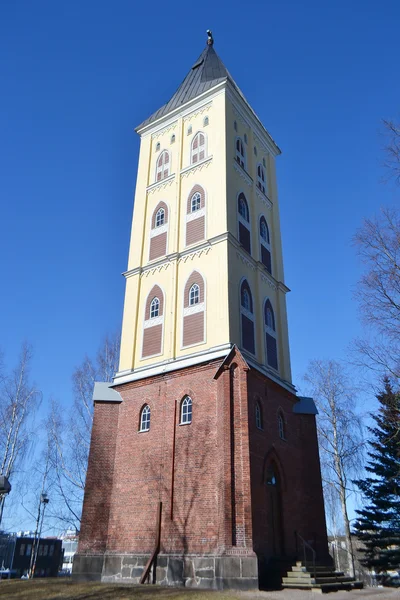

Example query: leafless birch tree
[0,343,41,524]
[353,207,400,382]
[304,359,364,577]
[383,119,400,184]
[48,333,120,529]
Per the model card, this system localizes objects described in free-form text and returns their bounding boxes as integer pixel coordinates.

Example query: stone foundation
[73,553,258,589]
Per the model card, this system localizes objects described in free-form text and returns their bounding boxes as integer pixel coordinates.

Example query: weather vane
[207,30,214,46]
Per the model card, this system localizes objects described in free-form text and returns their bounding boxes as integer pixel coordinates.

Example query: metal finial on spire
[206,30,214,46]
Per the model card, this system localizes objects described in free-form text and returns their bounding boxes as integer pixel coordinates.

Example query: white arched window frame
[189,283,200,306]
[180,396,193,424]
[150,297,160,319]
[140,405,151,432]
[257,164,267,195]
[255,402,263,430]
[191,192,201,212]
[191,132,206,164]
[264,299,278,371]
[155,207,165,227]
[235,137,246,169]
[156,150,170,182]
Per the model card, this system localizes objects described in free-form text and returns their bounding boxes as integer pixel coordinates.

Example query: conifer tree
[354,378,400,579]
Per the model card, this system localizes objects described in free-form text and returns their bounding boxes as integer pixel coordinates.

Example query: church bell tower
[74,33,329,589]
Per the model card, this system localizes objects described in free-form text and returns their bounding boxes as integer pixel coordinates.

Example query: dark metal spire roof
[137,42,234,130]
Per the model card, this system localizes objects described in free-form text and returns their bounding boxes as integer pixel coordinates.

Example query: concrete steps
[282,561,363,593]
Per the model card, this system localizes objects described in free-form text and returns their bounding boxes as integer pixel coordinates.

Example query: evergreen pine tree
[354,378,400,580]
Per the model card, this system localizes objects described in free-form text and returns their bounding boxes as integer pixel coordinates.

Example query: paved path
[239,588,399,600]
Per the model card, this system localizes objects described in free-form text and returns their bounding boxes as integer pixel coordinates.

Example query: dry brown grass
[0,579,244,600]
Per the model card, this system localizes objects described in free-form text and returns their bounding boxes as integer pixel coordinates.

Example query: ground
[0,581,398,600]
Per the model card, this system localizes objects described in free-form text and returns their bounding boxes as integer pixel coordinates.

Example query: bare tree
[383,119,400,184]
[304,359,364,578]
[353,207,400,381]
[48,333,120,529]
[0,343,41,524]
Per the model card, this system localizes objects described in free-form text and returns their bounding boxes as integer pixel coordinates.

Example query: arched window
[234,120,238,132]
[183,271,205,347]
[239,196,249,221]
[260,216,272,274]
[257,164,267,195]
[140,405,151,432]
[235,137,245,169]
[156,150,170,181]
[180,396,192,424]
[189,283,200,306]
[171,134,175,144]
[262,156,266,168]
[187,125,192,135]
[142,285,164,358]
[191,132,206,164]
[191,192,201,212]
[264,299,278,370]
[254,146,257,156]
[244,133,248,144]
[155,207,165,227]
[150,202,168,261]
[256,402,263,430]
[150,297,159,319]
[278,412,285,440]
[156,142,160,152]
[238,193,251,254]
[203,116,209,127]
[240,280,255,354]
[186,185,206,246]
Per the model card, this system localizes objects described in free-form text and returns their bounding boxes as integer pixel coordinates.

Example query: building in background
[60,530,79,573]
[74,32,330,589]
[0,532,62,578]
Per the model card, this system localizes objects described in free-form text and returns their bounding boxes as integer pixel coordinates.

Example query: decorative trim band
[186,207,206,222]
[255,187,273,210]
[146,174,175,194]
[143,316,164,329]
[150,224,168,238]
[181,156,213,178]
[183,302,205,317]
[233,160,253,187]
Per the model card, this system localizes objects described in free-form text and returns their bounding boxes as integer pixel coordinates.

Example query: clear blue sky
[1,1,399,415]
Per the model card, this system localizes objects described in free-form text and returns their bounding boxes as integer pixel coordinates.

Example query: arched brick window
[139,405,151,432]
[180,396,192,424]
[257,164,267,195]
[264,299,278,370]
[256,401,263,430]
[278,411,285,440]
[186,185,205,246]
[260,216,272,274]
[235,137,246,169]
[156,150,170,181]
[182,271,205,348]
[149,202,168,261]
[238,193,251,254]
[191,132,206,164]
[240,279,255,354]
[142,285,164,358]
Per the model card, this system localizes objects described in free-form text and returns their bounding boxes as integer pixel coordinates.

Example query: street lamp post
[28,493,49,578]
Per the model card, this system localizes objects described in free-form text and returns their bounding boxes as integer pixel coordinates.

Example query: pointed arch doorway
[265,462,285,556]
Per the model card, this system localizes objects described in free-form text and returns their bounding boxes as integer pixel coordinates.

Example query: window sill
[179,422,192,426]
[139,429,149,433]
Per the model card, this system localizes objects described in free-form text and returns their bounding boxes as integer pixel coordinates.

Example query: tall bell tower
[74,33,329,589]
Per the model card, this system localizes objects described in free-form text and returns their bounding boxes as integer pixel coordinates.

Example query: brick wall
[78,347,329,567]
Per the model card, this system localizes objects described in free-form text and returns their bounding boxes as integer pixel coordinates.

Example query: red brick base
[76,347,329,587]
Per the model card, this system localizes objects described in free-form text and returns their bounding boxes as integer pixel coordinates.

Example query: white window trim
[144,315,164,329]
[139,406,151,432]
[186,206,206,223]
[190,131,207,165]
[183,301,205,317]
[150,223,168,238]
[155,150,171,182]
[180,397,193,424]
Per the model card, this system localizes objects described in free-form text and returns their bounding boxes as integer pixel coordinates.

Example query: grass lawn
[0,579,246,600]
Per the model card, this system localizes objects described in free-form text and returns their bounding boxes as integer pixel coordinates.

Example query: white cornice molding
[183,102,212,122]
[178,246,211,263]
[233,160,253,187]
[112,343,233,386]
[260,271,277,291]
[151,122,178,139]
[180,156,213,178]
[253,133,269,156]
[146,174,175,194]
[226,84,281,157]
[142,260,173,277]
[137,83,226,137]
[236,250,256,272]
[255,186,273,211]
